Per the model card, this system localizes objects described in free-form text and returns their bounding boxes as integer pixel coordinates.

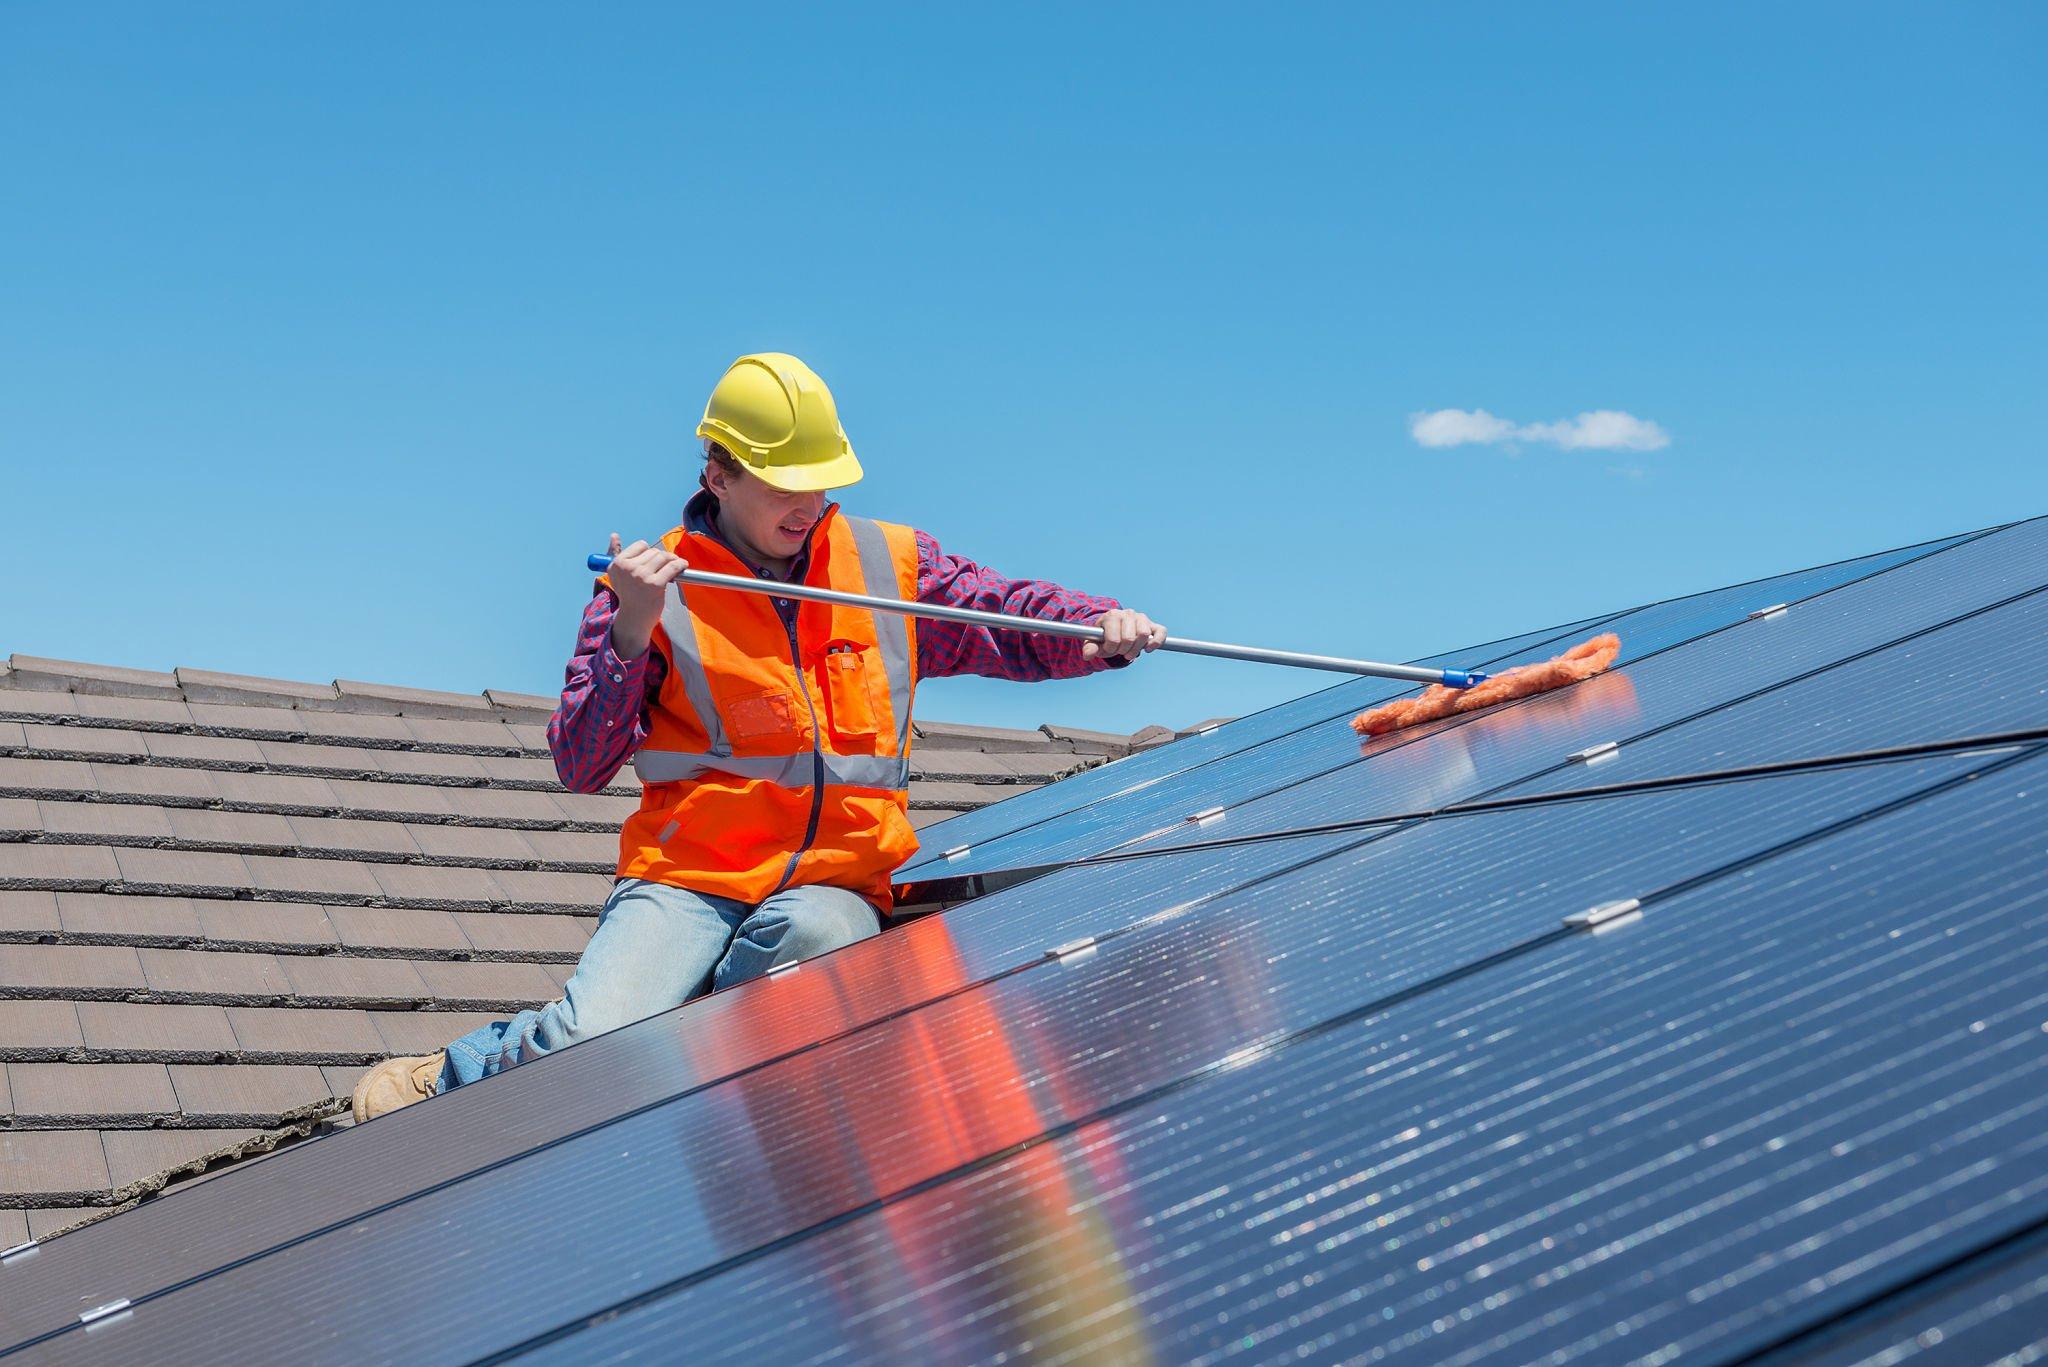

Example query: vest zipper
[766,509,836,896]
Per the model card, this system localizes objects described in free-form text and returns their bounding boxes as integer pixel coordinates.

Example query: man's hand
[1083,608,1168,663]
[606,532,689,660]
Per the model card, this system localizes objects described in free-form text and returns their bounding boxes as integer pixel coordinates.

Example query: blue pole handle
[587,553,614,573]
[1439,669,1490,689]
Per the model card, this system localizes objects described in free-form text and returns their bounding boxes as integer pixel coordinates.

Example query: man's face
[704,458,830,563]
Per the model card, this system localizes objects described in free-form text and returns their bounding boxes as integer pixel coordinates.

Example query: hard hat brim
[735,443,864,493]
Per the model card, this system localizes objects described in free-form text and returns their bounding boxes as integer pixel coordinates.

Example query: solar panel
[897,529,1979,881]
[1117,516,2048,859]
[511,747,2048,1365]
[3,750,2014,1363]
[1758,1228,2048,1363]
[3,522,2039,1365]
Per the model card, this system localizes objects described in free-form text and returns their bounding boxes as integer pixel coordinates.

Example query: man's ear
[702,461,728,498]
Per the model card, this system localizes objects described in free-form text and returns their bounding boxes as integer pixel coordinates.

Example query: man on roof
[352,353,1165,1120]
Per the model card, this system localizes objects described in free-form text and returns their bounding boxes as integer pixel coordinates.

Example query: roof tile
[0,943,147,994]
[292,710,413,745]
[102,1126,268,1189]
[0,1129,111,1197]
[0,999,83,1052]
[488,868,611,913]
[520,829,616,868]
[56,891,204,942]
[327,778,456,821]
[368,863,501,910]
[334,679,494,716]
[213,771,341,813]
[326,905,471,955]
[279,955,428,1007]
[483,687,557,717]
[451,911,592,958]
[370,748,491,784]
[0,796,37,839]
[112,846,250,896]
[443,787,569,826]
[76,1000,237,1056]
[470,754,561,787]
[194,900,338,950]
[548,790,638,827]
[5,655,181,699]
[140,731,268,768]
[173,666,339,706]
[369,1009,500,1055]
[285,814,423,861]
[320,1063,370,1098]
[406,824,535,865]
[23,723,148,760]
[0,889,61,936]
[167,1063,329,1120]
[0,1209,26,1248]
[69,694,196,728]
[163,807,298,852]
[0,756,98,797]
[87,761,220,805]
[0,693,79,723]
[1,843,123,890]
[254,739,379,777]
[37,798,176,841]
[401,716,520,752]
[224,1005,385,1057]
[184,700,308,739]
[240,854,382,902]
[138,947,292,999]
[414,959,558,1008]
[9,1061,177,1122]
[506,723,549,754]
[26,1207,113,1239]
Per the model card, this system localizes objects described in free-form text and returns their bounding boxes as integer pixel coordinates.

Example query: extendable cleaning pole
[585,553,1488,688]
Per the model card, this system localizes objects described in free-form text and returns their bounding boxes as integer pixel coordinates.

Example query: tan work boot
[351,1051,445,1123]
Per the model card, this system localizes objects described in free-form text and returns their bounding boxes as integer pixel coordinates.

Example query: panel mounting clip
[1047,935,1098,963]
[941,844,972,862]
[765,960,800,977]
[80,1299,133,1328]
[0,1239,37,1264]
[1564,897,1642,931]
[1188,806,1227,826]
[1569,741,1620,765]
[1748,603,1790,621]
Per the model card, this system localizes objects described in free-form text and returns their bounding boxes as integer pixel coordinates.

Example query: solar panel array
[3,521,2045,1365]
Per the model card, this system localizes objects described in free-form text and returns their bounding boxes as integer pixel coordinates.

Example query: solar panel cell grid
[515,749,2048,1366]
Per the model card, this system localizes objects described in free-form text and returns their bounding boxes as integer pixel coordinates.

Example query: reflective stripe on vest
[631,513,914,789]
[844,514,915,751]
[634,749,911,789]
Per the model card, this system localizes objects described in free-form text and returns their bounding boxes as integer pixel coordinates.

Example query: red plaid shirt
[547,494,1125,793]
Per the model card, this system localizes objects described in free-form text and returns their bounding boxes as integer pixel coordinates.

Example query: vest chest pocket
[725,689,801,744]
[819,642,881,741]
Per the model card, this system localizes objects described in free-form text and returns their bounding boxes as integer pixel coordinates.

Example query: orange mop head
[1350,633,1623,737]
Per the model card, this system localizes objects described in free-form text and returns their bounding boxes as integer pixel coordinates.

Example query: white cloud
[1409,407,1671,453]
[1408,408,1517,448]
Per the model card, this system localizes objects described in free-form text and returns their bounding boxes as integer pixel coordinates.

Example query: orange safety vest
[601,505,922,908]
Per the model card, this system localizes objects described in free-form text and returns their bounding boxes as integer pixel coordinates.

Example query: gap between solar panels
[902,558,2048,895]
[896,523,2004,884]
[462,741,2048,1366]
[8,742,2036,1364]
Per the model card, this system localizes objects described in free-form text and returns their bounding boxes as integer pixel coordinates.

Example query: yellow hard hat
[697,353,863,492]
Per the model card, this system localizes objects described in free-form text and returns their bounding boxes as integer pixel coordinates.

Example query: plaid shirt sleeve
[545,588,666,793]
[913,529,1129,681]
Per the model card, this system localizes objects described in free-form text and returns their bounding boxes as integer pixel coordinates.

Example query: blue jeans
[437,877,882,1092]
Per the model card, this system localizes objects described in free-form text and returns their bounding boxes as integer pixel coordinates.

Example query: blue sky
[3,5,2042,734]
